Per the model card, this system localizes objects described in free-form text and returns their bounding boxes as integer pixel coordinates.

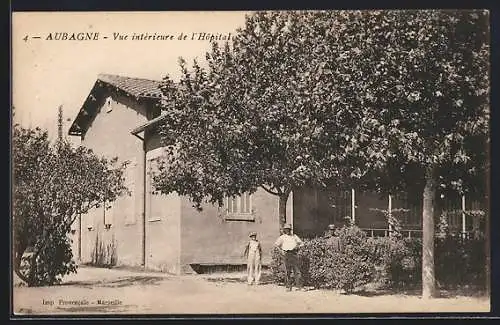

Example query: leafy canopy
[155,10,488,209]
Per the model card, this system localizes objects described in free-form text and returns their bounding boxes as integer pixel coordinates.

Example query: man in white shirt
[274,223,304,291]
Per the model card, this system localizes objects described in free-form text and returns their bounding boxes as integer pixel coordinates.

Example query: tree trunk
[13,238,31,284]
[278,193,288,230]
[14,247,30,285]
[484,167,490,297]
[422,166,436,299]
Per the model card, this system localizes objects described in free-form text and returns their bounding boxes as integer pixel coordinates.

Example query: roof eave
[131,114,168,135]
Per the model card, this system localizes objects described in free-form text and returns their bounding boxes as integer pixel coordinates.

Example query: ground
[13,265,490,315]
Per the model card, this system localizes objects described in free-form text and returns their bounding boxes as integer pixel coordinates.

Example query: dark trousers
[283,250,302,289]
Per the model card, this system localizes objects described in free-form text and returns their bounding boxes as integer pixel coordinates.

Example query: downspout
[132,131,147,267]
[78,213,82,261]
[351,188,356,224]
[461,195,466,239]
[142,140,147,267]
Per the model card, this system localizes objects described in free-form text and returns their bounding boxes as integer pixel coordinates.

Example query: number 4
[23,35,28,42]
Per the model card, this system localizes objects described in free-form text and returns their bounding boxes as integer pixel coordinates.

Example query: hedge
[270,225,486,292]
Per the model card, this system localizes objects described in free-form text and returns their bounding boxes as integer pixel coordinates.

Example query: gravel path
[12,266,490,315]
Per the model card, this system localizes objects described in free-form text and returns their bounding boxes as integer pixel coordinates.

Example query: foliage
[375,236,422,288]
[270,228,486,291]
[435,237,486,287]
[436,209,486,239]
[269,245,310,285]
[312,9,489,297]
[369,207,410,236]
[21,228,78,287]
[330,226,378,292]
[89,234,118,268]
[155,11,380,225]
[374,235,485,289]
[270,226,378,292]
[154,10,488,296]
[154,10,488,236]
[12,124,127,286]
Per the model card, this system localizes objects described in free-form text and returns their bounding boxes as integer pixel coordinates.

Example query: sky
[12,11,249,141]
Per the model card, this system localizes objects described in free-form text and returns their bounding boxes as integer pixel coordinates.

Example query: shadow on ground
[54,304,136,313]
[352,286,487,298]
[60,275,166,289]
[204,272,275,285]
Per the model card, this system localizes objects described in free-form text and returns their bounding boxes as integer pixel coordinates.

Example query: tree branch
[261,184,280,196]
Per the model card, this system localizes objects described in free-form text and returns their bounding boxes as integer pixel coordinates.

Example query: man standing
[274,224,304,291]
[324,224,341,252]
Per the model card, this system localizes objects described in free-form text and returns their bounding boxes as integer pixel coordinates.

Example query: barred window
[224,192,254,221]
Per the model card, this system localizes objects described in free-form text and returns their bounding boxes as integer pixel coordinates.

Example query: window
[105,96,113,113]
[224,192,255,221]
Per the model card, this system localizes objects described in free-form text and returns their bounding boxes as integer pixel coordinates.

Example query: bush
[435,236,486,288]
[375,236,421,289]
[331,226,378,292]
[22,229,78,286]
[270,225,378,293]
[270,226,486,292]
[269,245,310,285]
[377,235,485,289]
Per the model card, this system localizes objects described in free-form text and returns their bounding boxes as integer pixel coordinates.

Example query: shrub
[90,234,117,268]
[331,226,378,292]
[377,235,485,290]
[270,226,486,292]
[435,236,486,288]
[298,237,330,288]
[22,230,78,286]
[375,236,421,289]
[270,225,378,293]
[269,245,310,285]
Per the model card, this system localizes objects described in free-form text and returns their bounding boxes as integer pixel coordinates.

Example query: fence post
[388,194,393,237]
[462,195,466,239]
[351,188,356,224]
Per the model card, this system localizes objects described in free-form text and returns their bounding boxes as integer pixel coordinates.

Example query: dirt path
[12,266,490,315]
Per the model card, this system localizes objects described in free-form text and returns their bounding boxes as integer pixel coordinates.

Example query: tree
[12,124,127,286]
[316,10,489,298]
[156,12,365,228]
[155,10,489,298]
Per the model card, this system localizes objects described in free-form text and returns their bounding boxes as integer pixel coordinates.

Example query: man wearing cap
[325,224,341,251]
[243,231,262,285]
[274,224,304,291]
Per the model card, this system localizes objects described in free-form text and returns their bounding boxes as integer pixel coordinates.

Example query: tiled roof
[97,74,163,98]
[68,74,164,136]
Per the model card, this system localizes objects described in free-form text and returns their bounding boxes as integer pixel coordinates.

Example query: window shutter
[148,158,162,221]
[124,159,137,224]
[105,203,114,227]
[86,213,94,230]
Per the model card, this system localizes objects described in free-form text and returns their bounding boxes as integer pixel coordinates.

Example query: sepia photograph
[11,10,490,315]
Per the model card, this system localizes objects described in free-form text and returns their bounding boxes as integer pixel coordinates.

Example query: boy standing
[243,231,262,285]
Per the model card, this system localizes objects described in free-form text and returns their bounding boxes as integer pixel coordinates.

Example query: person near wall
[324,223,342,251]
[243,231,262,285]
[274,223,305,291]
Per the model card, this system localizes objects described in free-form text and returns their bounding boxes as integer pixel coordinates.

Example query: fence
[346,189,485,239]
[360,228,481,239]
